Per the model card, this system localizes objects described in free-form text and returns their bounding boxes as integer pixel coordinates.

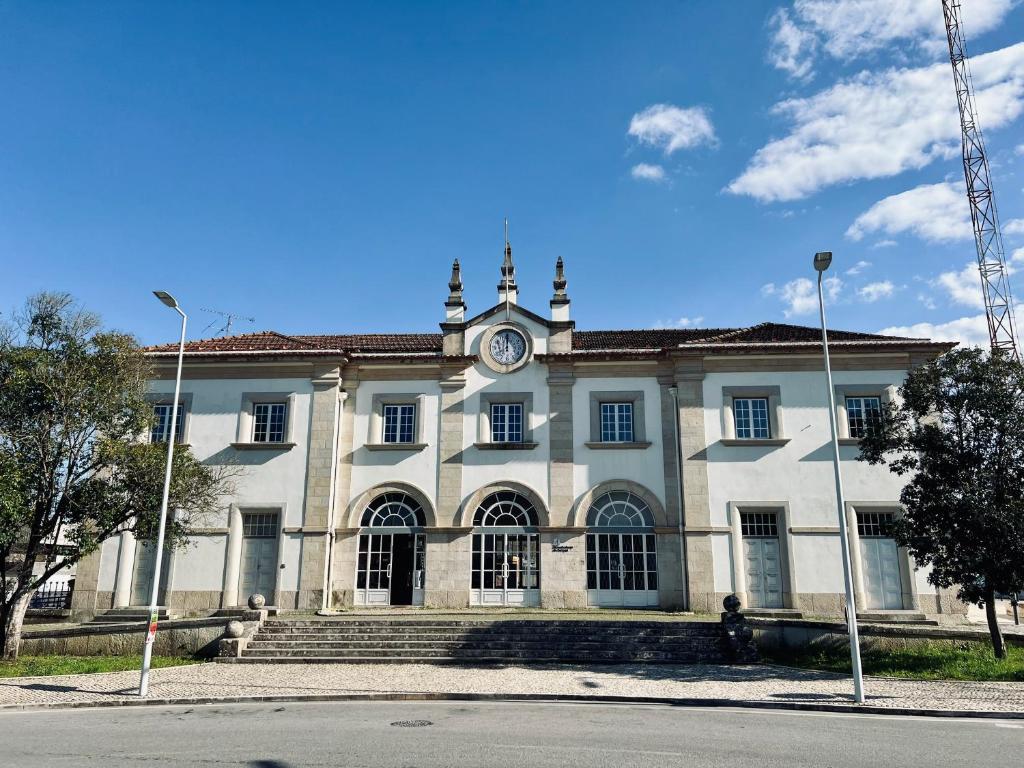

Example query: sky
[2,0,1024,347]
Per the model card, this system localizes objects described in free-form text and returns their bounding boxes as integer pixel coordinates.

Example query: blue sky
[2,1,1023,346]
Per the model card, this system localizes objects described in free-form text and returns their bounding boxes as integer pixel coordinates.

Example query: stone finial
[550,256,570,322]
[247,593,266,610]
[225,620,245,638]
[446,260,465,306]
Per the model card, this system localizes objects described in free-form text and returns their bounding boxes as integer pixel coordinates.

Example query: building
[71,245,964,619]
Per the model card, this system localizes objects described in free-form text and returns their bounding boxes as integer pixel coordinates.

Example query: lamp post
[814,252,865,705]
[139,290,187,697]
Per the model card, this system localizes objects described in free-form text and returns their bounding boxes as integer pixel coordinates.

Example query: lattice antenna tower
[942,0,1019,358]
[200,308,256,337]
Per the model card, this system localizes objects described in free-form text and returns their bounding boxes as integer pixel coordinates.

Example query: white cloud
[631,163,667,182]
[846,181,972,242]
[768,0,1016,78]
[845,259,871,275]
[936,262,985,308]
[1016,143,1024,155]
[628,104,717,155]
[1004,218,1024,236]
[858,280,895,302]
[872,239,898,249]
[878,315,989,347]
[764,276,842,317]
[728,43,1024,201]
[655,315,705,329]
[767,8,817,81]
[918,293,937,310]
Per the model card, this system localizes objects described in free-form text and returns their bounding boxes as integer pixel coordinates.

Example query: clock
[480,323,532,373]
[489,328,527,365]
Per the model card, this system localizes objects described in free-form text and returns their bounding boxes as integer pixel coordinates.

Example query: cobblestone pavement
[1,662,1022,713]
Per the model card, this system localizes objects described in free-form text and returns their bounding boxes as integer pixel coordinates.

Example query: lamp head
[153,290,178,309]
[813,252,833,272]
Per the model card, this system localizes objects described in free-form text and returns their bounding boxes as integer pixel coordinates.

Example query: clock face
[489,329,527,366]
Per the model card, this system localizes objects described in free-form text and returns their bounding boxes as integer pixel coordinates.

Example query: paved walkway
[1,662,1022,714]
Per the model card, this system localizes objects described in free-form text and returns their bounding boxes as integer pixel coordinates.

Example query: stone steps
[233,617,732,665]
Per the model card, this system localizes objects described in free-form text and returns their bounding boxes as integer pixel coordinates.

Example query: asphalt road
[0,701,1020,767]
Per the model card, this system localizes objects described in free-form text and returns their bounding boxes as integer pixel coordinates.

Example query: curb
[1,691,1021,719]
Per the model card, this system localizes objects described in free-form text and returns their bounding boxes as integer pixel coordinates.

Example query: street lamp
[814,252,865,704]
[139,291,187,697]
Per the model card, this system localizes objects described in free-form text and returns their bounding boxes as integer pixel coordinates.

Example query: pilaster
[112,530,136,608]
[297,366,341,610]
[437,364,467,527]
[547,364,575,525]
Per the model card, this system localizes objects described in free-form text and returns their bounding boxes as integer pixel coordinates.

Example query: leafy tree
[859,346,1024,658]
[1,293,233,660]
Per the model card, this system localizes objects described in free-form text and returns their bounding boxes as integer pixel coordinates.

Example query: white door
[130,543,170,605]
[471,533,540,606]
[744,537,782,608]
[239,537,278,604]
[860,537,903,610]
[586,533,659,607]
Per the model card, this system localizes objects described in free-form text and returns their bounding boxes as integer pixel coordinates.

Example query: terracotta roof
[144,322,943,357]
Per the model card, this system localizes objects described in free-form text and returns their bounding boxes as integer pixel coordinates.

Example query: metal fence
[29,581,74,609]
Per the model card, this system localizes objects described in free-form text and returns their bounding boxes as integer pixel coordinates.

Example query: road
[0,700,1019,767]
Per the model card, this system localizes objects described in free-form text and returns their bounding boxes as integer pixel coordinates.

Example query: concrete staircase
[223,617,732,664]
[91,607,175,624]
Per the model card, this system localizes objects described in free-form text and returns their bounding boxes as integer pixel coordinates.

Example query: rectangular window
[490,403,523,443]
[846,396,882,439]
[252,402,287,443]
[151,404,185,444]
[740,512,779,537]
[600,402,633,442]
[857,511,894,538]
[383,404,416,444]
[734,397,770,439]
[242,511,279,538]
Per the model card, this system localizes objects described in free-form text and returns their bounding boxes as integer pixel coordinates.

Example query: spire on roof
[445,258,466,322]
[497,221,518,306]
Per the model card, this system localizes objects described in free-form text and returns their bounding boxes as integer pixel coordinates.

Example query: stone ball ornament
[225,620,245,639]
[723,594,742,614]
[247,593,266,610]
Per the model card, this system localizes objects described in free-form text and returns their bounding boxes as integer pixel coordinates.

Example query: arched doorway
[585,491,659,607]
[355,492,426,606]
[470,491,540,606]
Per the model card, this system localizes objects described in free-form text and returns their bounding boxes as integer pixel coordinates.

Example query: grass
[766,641,1024,682]
[0,655,201,678]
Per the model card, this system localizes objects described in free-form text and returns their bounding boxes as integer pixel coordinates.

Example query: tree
[1,293,234,660]
[859,346,1024,658]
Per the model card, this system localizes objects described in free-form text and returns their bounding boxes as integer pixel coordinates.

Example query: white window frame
[834,385,896,444]
[367,393,427,450]
[382,403,417,444]
[600,402,634,442]
[721,386,787,446]
[845,395,883,440]
[252,401,288,443]
[234,392,297,449]
[490,402,524,443]
[733,397,771,440]
[145,392,193,445]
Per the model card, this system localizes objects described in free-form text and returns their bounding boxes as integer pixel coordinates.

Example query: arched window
[360,492,426,528]
[586,491,655,528]
[473,491,538,527]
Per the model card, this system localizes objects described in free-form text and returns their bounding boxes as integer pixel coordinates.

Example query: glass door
[356,533,393,606]
[586,533,658,607]
[472,533,540,606]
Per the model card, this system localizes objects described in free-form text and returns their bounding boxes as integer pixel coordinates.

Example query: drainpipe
[669,385,690,611]
[321,386,345,612]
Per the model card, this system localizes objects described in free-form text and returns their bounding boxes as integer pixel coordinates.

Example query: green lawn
[0,655,201,678]
[766,641,1024,682]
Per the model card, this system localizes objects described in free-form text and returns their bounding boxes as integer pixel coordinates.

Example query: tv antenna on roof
[200,308,256,337]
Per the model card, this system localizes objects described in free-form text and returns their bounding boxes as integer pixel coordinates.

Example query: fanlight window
[473,491,539,527]
[360,492,426,528]
[586,491,655,528]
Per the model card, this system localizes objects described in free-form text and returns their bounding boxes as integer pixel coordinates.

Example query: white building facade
[71,248,964,619]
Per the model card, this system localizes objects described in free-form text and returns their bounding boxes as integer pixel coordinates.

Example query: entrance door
[238,511,279,604]
[744,537,782,608]
[355,533,426,606]
[586,533,659,607]
[130,543,170,605]
[860,537,903,609]
[471,533,540,606]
